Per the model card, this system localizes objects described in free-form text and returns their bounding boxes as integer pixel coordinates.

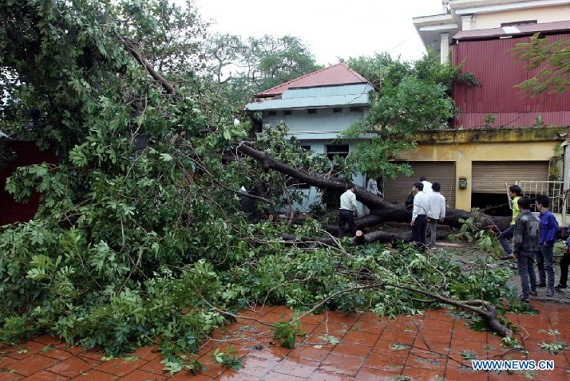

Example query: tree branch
[118,34,176,94]
[237,142,511,230]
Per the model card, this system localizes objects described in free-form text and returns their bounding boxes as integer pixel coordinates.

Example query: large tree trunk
[237,142,511,232]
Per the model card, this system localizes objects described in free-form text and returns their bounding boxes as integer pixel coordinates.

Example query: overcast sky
[192,0,444,65]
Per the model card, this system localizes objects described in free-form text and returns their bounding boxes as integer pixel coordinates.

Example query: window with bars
[326,144,349,160]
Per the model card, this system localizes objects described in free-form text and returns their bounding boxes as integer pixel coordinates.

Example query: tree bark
[283,230,412,246]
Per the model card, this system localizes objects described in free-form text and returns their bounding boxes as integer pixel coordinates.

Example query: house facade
[245,63,374,213]
[413,0,570,63]
[383,0,570,220]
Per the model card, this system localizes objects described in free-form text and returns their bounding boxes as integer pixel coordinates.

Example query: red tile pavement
[1,302,569,380]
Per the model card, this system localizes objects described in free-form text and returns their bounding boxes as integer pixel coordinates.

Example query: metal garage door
[383,162,456,208]
[472,161,549,193]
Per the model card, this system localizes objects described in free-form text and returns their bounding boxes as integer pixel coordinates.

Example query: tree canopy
[342,51,456,179]
[202,33,320,112]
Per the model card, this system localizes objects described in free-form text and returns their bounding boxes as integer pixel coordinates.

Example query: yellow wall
[395,127,567,210]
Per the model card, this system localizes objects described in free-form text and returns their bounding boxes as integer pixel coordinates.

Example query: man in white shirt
[339,183,358,238]
[427,182,446,249]
[411,182,429,250]
[420,176,433,194]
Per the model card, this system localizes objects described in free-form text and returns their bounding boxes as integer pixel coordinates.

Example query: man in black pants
[556,238,570,289]
[410,182,429,250]
[338,183,358,238]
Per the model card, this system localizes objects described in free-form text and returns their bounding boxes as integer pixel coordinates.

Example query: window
[268,110,277,116]
[350,106,363,112]
[307,109,317,114]
[253,119,263,133]
[333,107,342,113]
[326,144,349,160]
[284,110,292,115]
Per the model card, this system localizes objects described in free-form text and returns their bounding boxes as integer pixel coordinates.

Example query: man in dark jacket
[536,195,558,297]
[513,197,539,303]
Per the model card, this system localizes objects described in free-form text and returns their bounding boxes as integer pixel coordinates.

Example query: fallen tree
[236,142,511,239]
[292,282,513,338]
[115,29,519,349]
[0,2,520,372]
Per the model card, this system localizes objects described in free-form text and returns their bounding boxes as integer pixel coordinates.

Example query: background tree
[202,34,321,112]
[201,34,320,114]
[514,33,570,96]
[342,51,455,179]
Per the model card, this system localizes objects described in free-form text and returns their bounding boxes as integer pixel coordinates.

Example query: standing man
[555,237,570,290]
[513,197,539,303]
[338,183,358,238]
[420,176,433,194]
[411,182,429,250]
[537,195,558,297]
[427,182,446,249]
[367,177,383,197]
[499,184,522,260]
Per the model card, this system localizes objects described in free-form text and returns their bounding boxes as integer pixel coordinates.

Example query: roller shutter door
[472,161,549,193]
[383,162,456,208]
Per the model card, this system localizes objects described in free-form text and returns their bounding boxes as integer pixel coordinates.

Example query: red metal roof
[254,63,369,98]
[453,20,570,41]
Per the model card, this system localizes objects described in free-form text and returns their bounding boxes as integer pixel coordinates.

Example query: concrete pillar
[440,32,450,64]
[455,159,472,211]
[562,138,570,190]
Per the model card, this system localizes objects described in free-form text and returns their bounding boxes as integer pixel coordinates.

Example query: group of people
[337,180,569,302]
[408,177,446,250]
[338,177,447,249]
[499,184,569,302]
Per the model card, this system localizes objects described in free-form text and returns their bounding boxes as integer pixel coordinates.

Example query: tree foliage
[342,51,456,178]
[202,33,321,111]
[513,33,570,96]
[0,0,522,372]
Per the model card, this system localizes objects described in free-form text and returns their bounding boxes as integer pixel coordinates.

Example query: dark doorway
[471,193,510,216]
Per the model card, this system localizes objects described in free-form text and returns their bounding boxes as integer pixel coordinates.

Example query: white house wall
[262,107,367,141]
[472,5,570,29]
[247,83,373,215]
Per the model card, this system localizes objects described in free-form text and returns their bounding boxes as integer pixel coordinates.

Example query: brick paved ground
[1,298,569,380]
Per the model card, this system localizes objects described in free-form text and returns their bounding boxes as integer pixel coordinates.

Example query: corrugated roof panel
[453,20,570,40]
[452,33,570,129]
[245,93,370,111]
[254,63,369,98]
[455,112,570,129]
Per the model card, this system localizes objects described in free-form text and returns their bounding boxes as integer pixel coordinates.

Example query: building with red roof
[245,62,374,213]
